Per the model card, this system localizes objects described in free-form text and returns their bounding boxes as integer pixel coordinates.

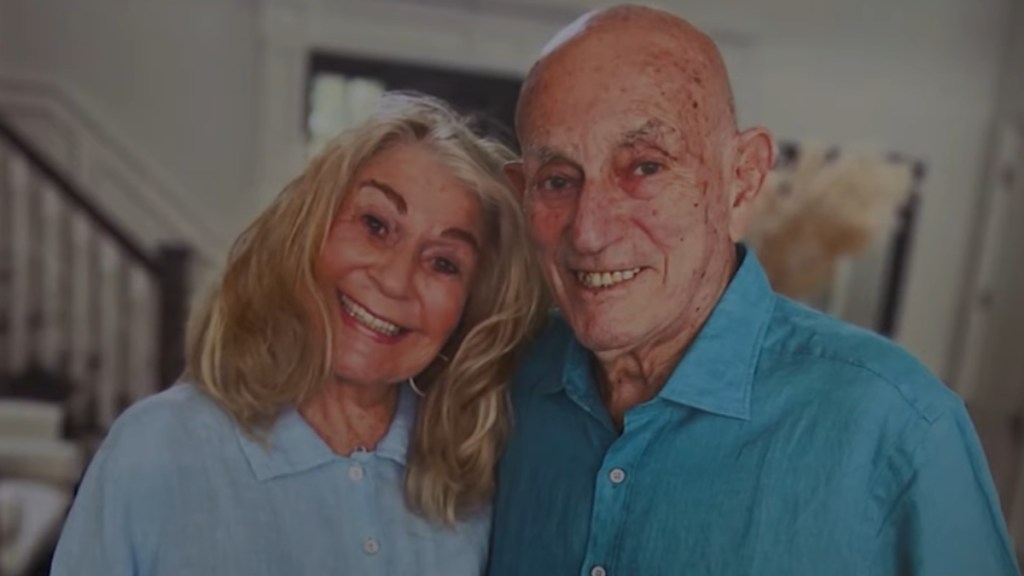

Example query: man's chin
[569,314,645,354]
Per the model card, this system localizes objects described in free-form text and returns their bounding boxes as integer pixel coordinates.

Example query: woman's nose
[370,249,416,300]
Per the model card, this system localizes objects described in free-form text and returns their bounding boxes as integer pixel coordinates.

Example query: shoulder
[91,382,236,480]
[762,296,962,425]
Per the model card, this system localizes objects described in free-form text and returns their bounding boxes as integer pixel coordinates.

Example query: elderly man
[489,5,1017,576]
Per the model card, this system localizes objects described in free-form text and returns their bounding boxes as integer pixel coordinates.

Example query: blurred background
[0,0,1022,573]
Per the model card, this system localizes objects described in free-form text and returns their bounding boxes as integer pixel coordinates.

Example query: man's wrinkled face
[515,36,739,355]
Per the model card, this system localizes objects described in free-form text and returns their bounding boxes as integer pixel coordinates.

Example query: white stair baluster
[96,237,120,429]
[0,142,11,378]
[8,152,30,376]
[39,181,67,374]
[127,268,159,405]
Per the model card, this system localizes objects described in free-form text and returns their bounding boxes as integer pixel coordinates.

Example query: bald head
[517,5,736,141]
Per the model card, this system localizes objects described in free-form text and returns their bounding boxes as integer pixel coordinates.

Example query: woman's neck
[299,379,400,456]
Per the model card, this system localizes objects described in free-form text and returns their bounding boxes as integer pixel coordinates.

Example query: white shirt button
[348,464,364,481]
[591,566,607,576]
[363,538,380,555]
[609,468,626,484]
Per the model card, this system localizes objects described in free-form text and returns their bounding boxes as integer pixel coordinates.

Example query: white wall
[733,8,1010,381]
[0,0,1013,379]
[0,0,261,251]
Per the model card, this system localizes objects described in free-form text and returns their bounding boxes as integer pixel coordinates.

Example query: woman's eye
[362,215,387,238]
[632,162,663,177]
[432,257,460,276]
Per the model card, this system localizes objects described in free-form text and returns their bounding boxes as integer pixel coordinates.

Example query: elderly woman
[50,93,546,575]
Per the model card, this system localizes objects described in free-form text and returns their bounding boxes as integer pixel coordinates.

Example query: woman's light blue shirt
[51,382,489,575]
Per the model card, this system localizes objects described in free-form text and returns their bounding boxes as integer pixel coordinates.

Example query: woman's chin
[329,371,401,389]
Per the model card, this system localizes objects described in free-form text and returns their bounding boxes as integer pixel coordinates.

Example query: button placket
[346,451,382,568]
[580,408,659,576]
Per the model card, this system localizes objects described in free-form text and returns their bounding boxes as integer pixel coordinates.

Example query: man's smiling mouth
[574,268,643,289]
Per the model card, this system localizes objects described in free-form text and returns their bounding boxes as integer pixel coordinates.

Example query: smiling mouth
[573,268,643,290]
[338,293,407,338]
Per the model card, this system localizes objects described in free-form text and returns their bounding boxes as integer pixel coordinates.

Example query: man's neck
[593,250,736,430]
[593,330,694,430]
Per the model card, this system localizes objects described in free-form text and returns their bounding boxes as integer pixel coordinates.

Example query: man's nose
[569,183,623,255]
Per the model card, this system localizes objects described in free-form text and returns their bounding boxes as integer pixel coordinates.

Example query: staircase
[0,112,193,575]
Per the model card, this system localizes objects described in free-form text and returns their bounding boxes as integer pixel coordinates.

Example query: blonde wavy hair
[185,92,547,524]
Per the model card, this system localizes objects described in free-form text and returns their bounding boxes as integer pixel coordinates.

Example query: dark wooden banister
[0,111,191,392]
[0,115,160,275]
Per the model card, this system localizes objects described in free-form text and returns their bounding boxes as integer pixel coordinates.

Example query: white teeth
[575,268,642,289]
[340,295,401,336]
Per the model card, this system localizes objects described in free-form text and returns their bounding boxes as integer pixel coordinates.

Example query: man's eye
[632,162,663,177]
[542,176,571,190]
[432,257,460,276]
[363,215,387,237]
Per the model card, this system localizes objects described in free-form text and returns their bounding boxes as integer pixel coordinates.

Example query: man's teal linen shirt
[489,248,1017,576]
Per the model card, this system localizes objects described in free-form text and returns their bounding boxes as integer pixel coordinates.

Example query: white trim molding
[0,71,227,267]
[951,121,1024,405]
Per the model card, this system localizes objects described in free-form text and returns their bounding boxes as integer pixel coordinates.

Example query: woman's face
[316,141,484,387]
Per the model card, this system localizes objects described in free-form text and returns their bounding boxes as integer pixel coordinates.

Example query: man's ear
[727,126,774,242]
[504,160,527,199]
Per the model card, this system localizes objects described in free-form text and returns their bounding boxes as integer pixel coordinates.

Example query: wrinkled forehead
[520,80,716,168]
[522,112,695,168]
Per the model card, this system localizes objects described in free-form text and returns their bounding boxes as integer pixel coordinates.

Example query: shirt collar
[236,382,418,481]
[552,245,775,421]
[656,246,774,419]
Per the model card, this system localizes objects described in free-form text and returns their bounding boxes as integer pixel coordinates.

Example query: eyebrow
[442,228,480,252]
[360,179,407,214]
[360,179,479,251]
[619,119,678,150]
[525,145,582,170]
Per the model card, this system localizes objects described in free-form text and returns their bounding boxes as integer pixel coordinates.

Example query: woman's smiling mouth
[338,292,408,338]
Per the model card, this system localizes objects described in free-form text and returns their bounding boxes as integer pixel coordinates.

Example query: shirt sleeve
[49,414,165,576]
[879,403,1020,575]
